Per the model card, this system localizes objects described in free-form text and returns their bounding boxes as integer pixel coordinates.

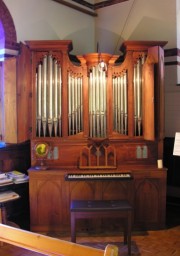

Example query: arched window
[0,21,5,61]
[0,0,17,143]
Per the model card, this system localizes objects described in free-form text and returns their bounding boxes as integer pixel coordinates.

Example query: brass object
[34,142,49,169]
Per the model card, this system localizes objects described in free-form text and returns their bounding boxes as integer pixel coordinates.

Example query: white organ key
[65,172,132,180]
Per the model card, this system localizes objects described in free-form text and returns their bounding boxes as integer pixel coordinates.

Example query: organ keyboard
[65,172,133,181]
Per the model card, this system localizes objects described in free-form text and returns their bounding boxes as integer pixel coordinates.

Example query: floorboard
[0,202,180,256]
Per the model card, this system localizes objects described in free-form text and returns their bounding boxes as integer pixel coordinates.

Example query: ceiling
[72,0,129,10]
[52,0,129,16]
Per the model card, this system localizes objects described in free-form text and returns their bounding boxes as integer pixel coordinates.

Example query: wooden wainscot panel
[1,43,32,143]
[16,43,32,142]
[102,180,133,201]
[133,168,167,229]
[114,141,158,166]
[2,58,17,143]
[0,141,30,173]
[28,170,68,232]
[101,179,134,230]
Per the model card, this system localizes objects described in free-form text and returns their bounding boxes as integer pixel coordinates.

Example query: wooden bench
[70,199,133,255]
[0,224,118,256]
[0,191,20,246]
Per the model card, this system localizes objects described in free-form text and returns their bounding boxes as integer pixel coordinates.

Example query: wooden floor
[1,202,180,256]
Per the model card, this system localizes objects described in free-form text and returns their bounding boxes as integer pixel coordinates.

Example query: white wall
[165,90,180,137]
[96,0,177,54]
[4,0,177,55]
[3,0,95,55]
[176,0,180,48]
[177,0,180,88]
[163,0,180,137]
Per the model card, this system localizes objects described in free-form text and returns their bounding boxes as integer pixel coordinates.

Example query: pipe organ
[33,48,157,142]
[30,41,164,145]
[25,40,167,232]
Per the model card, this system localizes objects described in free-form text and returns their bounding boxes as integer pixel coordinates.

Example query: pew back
[0,224,118,256]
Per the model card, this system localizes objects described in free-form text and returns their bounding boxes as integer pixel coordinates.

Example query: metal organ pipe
[102,67,106,137]
[101,68,106,137]
[134,63,137,135]
[58,66,62,137]
[53,60,58,137]
[77,77,82,133]
[92,67,96,137]
[96,66,100,137]
[71,75,75,135]
[123,73,128,135]
[36,54,62,137]
[75,77,78,134]
[133,56,145,136]
[118,76,121,132]
[113,76,117,131]
[37,64,42,137]
[42,56,47,137]
[112,71,128,135]
[68,73,72,135]
[48,55,53,137]
[68,71,83,136]
[89,65,107,138]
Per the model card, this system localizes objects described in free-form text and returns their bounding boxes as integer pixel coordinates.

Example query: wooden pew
[0,224,118,256]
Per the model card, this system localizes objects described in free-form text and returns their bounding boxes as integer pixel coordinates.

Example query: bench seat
[70,200,133,255]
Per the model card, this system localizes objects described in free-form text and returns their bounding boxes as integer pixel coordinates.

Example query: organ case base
[28,167,166,232]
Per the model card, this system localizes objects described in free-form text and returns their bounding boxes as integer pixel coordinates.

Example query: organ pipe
[133,56,145,136]
[36,54,62,137]
[37,64,42,137]
[112,71,128,135]
[58,66,62,137]
[124,73,128,135]
[68,71,83,136]
[88,65,107,138]
[42,56,47,137]
[48,55,53,137]
[54,60,58,137]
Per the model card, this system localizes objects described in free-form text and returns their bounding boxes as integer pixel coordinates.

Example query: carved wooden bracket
[79,140,117,169]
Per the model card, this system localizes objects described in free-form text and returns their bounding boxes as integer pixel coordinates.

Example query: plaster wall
[3,0,95,55]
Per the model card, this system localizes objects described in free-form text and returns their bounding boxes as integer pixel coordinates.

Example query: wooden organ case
[27,40,167,232]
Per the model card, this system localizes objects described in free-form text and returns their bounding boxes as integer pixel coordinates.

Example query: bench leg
[127,211,132,255]
[71,213,76,243]
[0,205,7,247]
[123,218,128,244]
[0,207,3,247]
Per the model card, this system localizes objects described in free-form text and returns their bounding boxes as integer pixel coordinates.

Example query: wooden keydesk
[28,167,167,232]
